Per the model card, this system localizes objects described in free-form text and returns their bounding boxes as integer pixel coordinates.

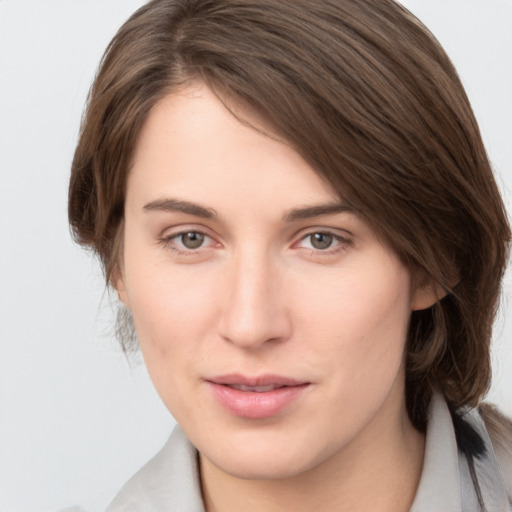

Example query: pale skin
[116,82,438,511]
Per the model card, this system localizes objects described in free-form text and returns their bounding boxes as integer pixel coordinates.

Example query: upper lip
[206,374,308,387]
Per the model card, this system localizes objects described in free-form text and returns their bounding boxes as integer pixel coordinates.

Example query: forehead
[128,83,341,215]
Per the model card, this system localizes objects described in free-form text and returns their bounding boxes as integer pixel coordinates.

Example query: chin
[208,453,313,481]
[199,429,331,481]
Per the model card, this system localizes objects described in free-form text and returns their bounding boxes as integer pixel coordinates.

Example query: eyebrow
[143,198,356,222]
[284,202,356,222]
[143,198,217,219]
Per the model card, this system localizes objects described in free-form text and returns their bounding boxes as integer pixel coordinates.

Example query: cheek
[129,269,219,350]
[121,241,222,388]
[125,265,219,420]
[293,256,412,392]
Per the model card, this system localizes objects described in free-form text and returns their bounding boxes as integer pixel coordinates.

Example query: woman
[68,0,512,510]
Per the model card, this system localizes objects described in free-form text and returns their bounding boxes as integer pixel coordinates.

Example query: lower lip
[206,382,310,419]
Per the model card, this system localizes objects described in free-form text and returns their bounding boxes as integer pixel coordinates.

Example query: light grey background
[0,1,510,511]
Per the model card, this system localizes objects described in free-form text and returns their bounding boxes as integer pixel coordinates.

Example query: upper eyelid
[159,228,217,251]
[158,225,353,247]
[160,224,215,239]
[296,232,347,246]
[294,226,353,240]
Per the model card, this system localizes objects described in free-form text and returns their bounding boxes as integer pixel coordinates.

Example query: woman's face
[118,83,432,480]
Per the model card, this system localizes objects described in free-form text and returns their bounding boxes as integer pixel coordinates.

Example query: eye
[307,233,335,250]
[161,230,215,252]
[295,231,350,255]
[177,231,206,249]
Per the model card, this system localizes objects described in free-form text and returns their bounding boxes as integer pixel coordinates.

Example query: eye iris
[310,233,333,250]
[181,232,205,249]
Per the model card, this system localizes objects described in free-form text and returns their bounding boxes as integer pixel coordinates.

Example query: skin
[117,83,436,511]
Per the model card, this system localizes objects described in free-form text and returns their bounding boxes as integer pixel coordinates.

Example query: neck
[200,392,425,512]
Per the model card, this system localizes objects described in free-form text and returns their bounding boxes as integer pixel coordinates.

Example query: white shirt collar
[411,392,510,511]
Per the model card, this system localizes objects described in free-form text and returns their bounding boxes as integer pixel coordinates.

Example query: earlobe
[116,285,130,308]
[411,280,449,311]
[112,267,130,308]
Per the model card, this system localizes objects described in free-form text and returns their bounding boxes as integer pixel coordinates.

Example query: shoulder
[479,403,512,500]
[105,425,204,512]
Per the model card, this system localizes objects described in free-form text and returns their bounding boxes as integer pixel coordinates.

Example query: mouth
[222,383,288,392]
[205,374,311,419]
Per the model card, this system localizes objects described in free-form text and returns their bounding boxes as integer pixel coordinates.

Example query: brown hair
[69,0,510,431]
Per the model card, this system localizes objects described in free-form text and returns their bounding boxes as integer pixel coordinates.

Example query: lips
[206,374,310,419]
[226,384,285,392]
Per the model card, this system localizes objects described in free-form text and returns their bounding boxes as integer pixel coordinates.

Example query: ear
[112,266,130,308]
[411,276,452,311]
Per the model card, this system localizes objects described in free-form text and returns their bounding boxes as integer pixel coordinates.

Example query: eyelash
[158,229,352,256]
[294,232,351,255]
[158,229,216,255]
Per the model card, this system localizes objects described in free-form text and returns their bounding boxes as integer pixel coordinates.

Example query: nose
[217,249,292,350]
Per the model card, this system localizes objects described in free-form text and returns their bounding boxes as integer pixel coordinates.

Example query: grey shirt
[106,393,512,511]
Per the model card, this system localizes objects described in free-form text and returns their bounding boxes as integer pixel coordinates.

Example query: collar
[411,392,510,511]
[106,425,205,512]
